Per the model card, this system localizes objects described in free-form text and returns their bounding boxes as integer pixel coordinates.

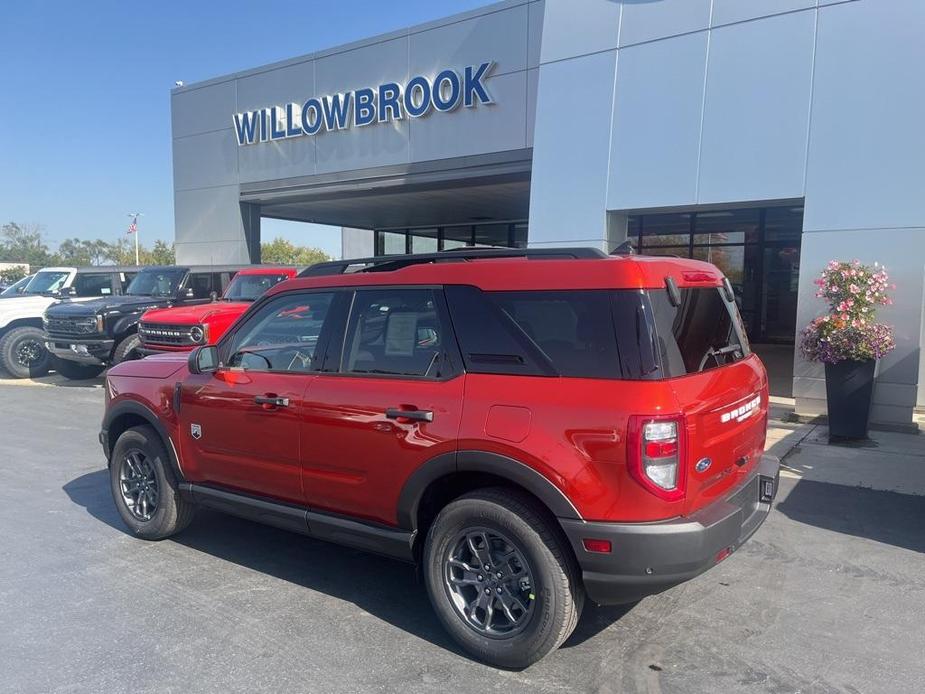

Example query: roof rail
[298,247,608,277]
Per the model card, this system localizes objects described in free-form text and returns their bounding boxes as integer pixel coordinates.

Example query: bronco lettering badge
[190,423,202,440]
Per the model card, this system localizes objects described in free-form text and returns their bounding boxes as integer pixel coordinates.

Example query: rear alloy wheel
[424,488,583,669]
[443,528,536,638]
[110,425,195,540]
[53,358,104,380]
[0,326,52,379]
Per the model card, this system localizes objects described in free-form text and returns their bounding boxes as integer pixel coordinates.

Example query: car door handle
[255,395,290,408]
[385,408,433,422]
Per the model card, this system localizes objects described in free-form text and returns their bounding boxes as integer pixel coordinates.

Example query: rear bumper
[560,454,780,605]
[44,335,114,365]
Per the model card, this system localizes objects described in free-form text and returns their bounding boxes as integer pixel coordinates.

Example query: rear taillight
[627,415,686,501]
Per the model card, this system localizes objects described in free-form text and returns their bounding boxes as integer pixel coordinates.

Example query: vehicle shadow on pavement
[63,469,636,662]
[775,479,925,554]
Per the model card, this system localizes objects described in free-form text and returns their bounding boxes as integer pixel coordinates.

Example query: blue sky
[0,0,487,258]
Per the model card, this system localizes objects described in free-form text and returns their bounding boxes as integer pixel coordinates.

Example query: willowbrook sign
[232,61,495,147]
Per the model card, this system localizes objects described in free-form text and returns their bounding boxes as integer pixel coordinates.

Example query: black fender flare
[112,315,141,341]
[396,450,582,531]
[101,399,185,482]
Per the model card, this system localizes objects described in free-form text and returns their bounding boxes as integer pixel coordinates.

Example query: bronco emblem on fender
[190,423,202,440]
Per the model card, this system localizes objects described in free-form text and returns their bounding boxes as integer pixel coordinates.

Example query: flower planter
[824,359,876,440]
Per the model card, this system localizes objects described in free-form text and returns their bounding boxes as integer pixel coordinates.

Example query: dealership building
[171,0,924,427]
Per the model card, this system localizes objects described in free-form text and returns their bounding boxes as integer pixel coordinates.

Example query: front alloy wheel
[119,450,159,521]
[444,528,535,637]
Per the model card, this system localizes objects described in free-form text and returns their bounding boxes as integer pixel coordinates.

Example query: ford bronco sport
[0,266,137,378]
[101,248,779,668]
[138,267,297,355]
[44,265,246,379]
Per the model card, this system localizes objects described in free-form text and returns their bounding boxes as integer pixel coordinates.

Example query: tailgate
[669,355,769,515]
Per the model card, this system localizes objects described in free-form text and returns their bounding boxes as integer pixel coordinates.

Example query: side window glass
[343,289,449,378]
[187,273,213,299]
[73,273,114,297]
[227,292,336,372]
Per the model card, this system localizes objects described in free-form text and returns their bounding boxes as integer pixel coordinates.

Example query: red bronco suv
[101,247,779,668]
[137,266,297,354]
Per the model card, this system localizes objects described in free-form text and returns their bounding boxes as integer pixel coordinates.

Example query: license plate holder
[758,475,776,503]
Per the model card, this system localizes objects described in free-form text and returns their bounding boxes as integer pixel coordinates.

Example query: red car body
[138,267,297,353]
[101,249,779,664]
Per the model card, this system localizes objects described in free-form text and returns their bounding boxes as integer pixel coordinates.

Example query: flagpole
[127,213,142,265]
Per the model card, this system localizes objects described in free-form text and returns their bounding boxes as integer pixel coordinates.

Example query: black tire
[112,333,142,364]
[0,326,52,379]
[423,487,584,669]
[53,357,104,380]
[110,425,195,540]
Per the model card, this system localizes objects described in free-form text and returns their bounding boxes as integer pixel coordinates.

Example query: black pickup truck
[43,265,246,379]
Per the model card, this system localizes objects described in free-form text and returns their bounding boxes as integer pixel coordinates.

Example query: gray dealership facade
[171,0,924,426]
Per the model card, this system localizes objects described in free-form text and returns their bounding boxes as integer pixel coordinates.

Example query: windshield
[1,275,33,296]
[24,271,71,295]
[223,272,291,302]
[126,269,187,297]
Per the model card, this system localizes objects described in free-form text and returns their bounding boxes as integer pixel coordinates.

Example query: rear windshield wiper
[698,343,743,371]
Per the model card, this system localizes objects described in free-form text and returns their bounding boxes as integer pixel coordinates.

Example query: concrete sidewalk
[767,413,925,497]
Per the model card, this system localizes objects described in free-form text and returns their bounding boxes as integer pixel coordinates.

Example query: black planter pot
[824,359,876,440]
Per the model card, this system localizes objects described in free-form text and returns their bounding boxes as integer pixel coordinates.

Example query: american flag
[127,217,137,234]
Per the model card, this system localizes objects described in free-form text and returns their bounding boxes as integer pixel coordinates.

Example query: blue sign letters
[233,61,494,146]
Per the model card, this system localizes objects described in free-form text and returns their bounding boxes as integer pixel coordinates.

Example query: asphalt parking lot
[1,381,924,693]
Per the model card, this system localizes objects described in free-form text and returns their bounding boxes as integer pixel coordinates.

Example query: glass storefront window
[444,226,472,249]
[381,231,406,255]
[640,212,691,247]
[626,204,803,344]
[693,208,760,245]
[764,206,803,241]
[410,228,438,253]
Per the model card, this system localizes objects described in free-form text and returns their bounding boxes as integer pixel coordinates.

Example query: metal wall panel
[711,0,815,26]
[313,36,411,174]
[607,32,708,210]
[527,0,545,68]
[409,3,527,77]
[618,0,712,47]
[410,71,527,160]
[172,130,239,191]
[803,0,925,232]
[171,81,236,139]
[539,0,621,63]
[528,50,617,246]
[698,10,815,204]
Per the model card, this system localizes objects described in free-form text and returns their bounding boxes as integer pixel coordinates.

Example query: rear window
[649,287,750,376]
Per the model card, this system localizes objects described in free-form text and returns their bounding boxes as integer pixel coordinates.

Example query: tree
[260,237,330,266]
[0,222,54,267]
[148,240,176,265]
[0,266,28,284]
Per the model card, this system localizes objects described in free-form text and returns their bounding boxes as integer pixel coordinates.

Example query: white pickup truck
[0,266,137,378]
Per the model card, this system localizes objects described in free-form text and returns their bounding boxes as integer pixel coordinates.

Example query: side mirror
[188,345,219,374]
[209,290,219,302]
[184,287,195,299]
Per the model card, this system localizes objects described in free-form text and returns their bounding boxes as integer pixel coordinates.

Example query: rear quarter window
[446,286,651,379]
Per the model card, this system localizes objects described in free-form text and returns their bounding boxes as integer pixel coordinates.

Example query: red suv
[101,248,779,668]
[138,267,297,354]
